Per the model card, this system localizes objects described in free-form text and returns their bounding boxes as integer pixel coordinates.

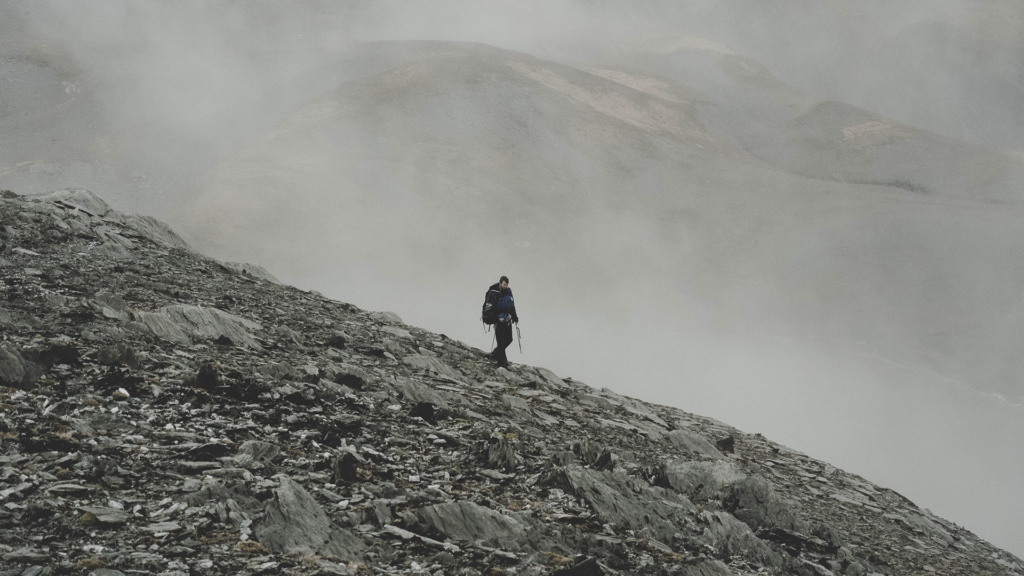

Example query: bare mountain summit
[1,189,1019,575]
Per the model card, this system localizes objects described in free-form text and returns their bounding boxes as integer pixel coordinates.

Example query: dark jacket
[486,283,518,325]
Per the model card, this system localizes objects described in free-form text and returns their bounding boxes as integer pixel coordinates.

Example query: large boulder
[134,304,262,348]
[117,213,191,250]
[544,465,695,545]
[696,511,785,570]
[665,429,724,459]
[369,311,403,325]
[415,501,526,550]
[30,189,191,250]
[254,477,366,561]
[724,475,805,533]
[393,376,455,420]
[665,460,806,534]
[662,460,745,501]
[0,343,42,389]
[332,364,370,389]
[230,441,281,469]
[29,188,111,216]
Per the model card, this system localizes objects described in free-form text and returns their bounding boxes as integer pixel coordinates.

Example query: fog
[5,0,1024,557]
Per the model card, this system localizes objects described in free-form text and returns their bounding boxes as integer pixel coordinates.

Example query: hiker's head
[499,276,509,289]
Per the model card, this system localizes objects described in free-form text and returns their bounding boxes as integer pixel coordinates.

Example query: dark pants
[493,323,513,367]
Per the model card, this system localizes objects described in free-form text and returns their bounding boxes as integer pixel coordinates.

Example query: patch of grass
[236,541,269,555]
[200,531,237,545]
[662,550,688,561]
[75,557,106,570]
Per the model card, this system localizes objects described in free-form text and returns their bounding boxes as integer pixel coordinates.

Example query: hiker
[483,276,518,368]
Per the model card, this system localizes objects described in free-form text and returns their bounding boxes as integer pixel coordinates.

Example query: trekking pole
[516,325,522,354]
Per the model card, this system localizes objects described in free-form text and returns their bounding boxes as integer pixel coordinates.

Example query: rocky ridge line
[0,188,1020,576]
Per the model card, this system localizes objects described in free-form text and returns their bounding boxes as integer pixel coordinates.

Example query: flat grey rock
[141,521,181,532]
[134,304,262,348]
[45,483,90,495]
[1,549,49,562]
[665,429,723,459]
[382,326,412,339]
[401,355,461,381]
[79,505,130,525]
[534,367,565,387]
[393,376,452,411]
[416,501,525,549]
[501,394,530,412]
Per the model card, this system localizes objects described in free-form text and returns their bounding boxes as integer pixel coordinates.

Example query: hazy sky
[6,0,1024,558]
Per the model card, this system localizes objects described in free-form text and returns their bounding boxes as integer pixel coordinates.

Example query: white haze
[8,0,1024,557]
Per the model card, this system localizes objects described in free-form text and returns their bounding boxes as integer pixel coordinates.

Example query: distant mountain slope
[0,40,127,199]
[618,38,1024,204]
[670,0,1024,152]
[0,189,1020,575]
[845,8,1024,151]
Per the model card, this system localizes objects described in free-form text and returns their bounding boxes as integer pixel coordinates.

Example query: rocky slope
[0,189,1020,575]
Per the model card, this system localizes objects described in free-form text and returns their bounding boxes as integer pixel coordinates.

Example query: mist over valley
[3,0,1023,559]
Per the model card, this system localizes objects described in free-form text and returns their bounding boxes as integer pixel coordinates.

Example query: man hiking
[483,276,518,368]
